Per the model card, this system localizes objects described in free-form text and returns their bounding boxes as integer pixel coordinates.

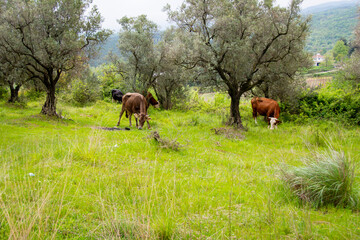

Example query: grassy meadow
[0,95,359,239]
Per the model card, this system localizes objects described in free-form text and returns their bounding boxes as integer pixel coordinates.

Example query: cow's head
[134,113,151,130]
[146,92,160,108]
[268,117,281,130]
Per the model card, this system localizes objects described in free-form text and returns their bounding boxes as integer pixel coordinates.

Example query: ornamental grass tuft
[281,147,358,209]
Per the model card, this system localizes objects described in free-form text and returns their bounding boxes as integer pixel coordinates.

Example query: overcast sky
[90,0,356,31]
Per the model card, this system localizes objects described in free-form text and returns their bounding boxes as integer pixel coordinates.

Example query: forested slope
[90,1,360,66]
[305,1,358,53]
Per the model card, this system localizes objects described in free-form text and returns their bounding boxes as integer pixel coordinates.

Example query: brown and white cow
[251,97,281,130]
[117,93,151,130]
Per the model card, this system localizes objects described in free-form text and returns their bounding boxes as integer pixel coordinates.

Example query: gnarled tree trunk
[8,83,21,103]
[228,89,245,129]
[41,84,57,116]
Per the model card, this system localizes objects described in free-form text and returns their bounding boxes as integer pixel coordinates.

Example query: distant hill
[302,0,358,15]
[303,0,359,54]
[90,1,360,67]
[90,33,161,67]
[89,34,120,67]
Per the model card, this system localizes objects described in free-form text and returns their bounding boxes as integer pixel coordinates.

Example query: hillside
[90,33,161,67]
[90,34,120,67]
[302,0,358,15]
[304,0,359,53]
[90,1,360,66]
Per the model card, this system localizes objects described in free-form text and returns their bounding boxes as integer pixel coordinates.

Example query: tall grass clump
[281,147,358,209]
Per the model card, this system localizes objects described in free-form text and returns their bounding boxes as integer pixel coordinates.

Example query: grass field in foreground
[0,99,359,239]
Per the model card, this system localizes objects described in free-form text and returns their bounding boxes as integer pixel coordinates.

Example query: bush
[24,89,44,101]
[69,78,100,106]
[0,87,8,100]
[59,71,102,106]
[95,64,129,101]
[281,147,358,209]
[295,80,360,125]
[184,88,229,114]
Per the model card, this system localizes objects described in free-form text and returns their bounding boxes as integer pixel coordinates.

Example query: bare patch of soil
[92,126,130,131]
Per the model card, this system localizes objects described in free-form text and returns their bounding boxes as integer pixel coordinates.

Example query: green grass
[0,98,359,239]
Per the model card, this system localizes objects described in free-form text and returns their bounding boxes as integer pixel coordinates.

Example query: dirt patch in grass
[92,126,130,131]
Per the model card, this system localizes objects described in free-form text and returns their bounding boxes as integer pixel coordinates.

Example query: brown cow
[117,93,151,130]
[251,97,281,129]
[126,92,159,127]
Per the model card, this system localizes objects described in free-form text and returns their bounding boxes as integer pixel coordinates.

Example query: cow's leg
[266,112,271,127]
[130,113,138,127]
[117,109,125,126]
[128,113,132,127]
[252,108,258,124]
[135,115,139,128]
[147,120,151,129]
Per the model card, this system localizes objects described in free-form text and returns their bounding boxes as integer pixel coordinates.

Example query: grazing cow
[117,93,151,130]
[251,97,281,130]
[111,89,124,103]
[127,92,159,125]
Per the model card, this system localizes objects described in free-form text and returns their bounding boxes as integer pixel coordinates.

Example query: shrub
[184,88,229,114]
[61,73,101,106]
[281,147,358,209]
[296,80,360,125]
[0,87,8,100]
[95,64,129,101]
[24,89,44,101]
[71,79,95,106]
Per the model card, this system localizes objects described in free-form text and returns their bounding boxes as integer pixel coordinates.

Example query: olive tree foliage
[252,50,310,102]
[111,15,188,109]
[154,27,189,109]
[0,31,33,103]
[0,0,110,116]
[114,15,159,93]
[165,0,310,128]
[0,55,27,103]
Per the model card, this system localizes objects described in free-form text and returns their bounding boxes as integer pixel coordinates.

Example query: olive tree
[166,0,310,128]
[0,0,110,116]
[115,15,159,93]
[153,27,189,109]
[113,16,188,109]
[0,36,34,103]
[252,50,310,101]
[0,59,23,103]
